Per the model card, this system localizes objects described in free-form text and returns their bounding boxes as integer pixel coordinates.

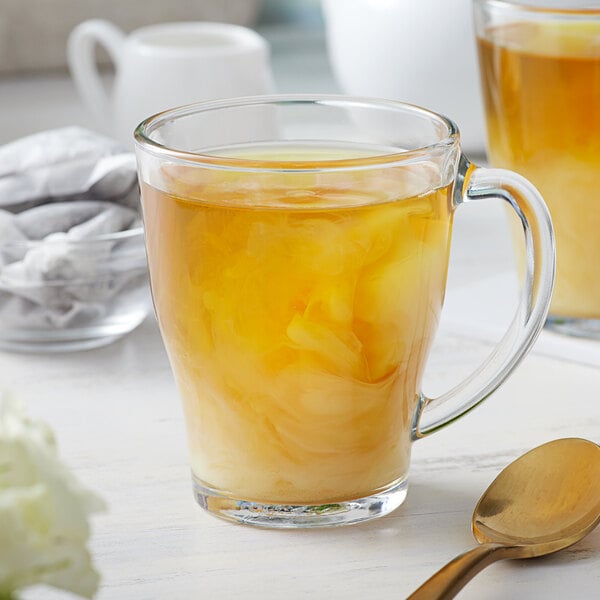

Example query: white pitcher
[68,20,274,145]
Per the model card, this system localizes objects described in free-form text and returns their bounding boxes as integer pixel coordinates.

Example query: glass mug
[474,0,600,338]
[135,96,555,528]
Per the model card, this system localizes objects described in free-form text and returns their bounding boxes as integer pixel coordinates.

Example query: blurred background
[0,0,329,143]
[0,0,486,151]
[0,0,323,75]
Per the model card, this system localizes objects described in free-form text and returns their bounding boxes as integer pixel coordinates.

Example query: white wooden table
[3,24,600,600]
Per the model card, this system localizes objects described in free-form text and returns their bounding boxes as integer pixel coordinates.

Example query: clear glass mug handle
[413,155,556,439]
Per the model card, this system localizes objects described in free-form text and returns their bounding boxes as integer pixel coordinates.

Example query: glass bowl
[0,226,151,353]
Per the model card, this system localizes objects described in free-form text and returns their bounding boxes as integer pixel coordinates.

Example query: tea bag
[0,127,138,211]
[15,201,138,240]
[0,127,146,331]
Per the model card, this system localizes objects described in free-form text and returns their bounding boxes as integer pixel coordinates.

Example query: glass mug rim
[134,94,460,173]
[475,0,600,16]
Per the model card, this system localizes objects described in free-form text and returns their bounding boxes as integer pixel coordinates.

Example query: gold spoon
[407,438,600,600]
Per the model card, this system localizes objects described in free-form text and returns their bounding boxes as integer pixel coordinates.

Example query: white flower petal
[0,393,105,598]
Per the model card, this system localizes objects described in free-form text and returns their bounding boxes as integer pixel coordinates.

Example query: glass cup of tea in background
[474,0,600,338]
[135,95,554,528]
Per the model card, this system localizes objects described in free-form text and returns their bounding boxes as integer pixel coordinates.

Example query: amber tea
[478,20,600,322]
[141,143,453,504]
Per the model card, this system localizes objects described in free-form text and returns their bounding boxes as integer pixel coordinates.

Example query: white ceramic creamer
[68,20,274,145]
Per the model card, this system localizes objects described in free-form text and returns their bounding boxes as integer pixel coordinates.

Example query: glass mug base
[546,314,600,340]
[192,475,408,528]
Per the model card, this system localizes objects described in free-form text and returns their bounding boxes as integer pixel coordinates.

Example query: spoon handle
[406,543,512,600]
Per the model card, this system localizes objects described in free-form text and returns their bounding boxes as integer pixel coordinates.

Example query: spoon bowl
[473,437,600,555]
[408,438,600,599]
